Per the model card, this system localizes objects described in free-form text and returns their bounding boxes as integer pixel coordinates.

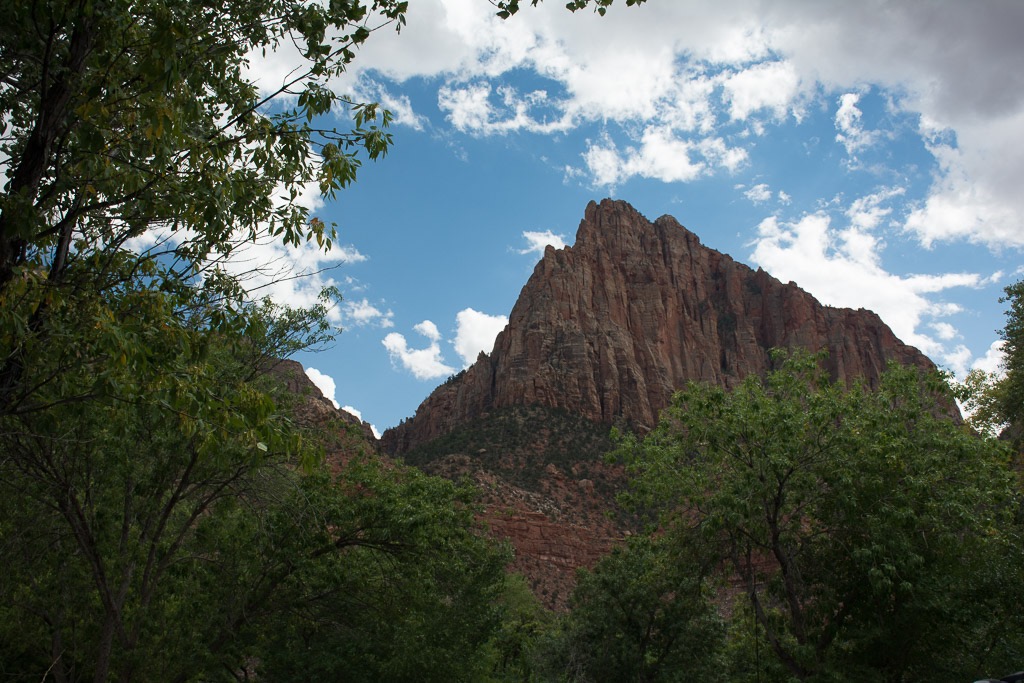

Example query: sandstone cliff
[383,198,935,455]
[265,358,380,461]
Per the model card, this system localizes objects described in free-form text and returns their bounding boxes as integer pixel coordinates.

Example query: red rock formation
[383,198,937,454]
[265,358,380,460]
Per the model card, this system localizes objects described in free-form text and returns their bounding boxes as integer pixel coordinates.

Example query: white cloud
[383,321,456,380]
[579,127,746,188]
[744,183,773,204]
[624,127,706,183]
[453,308,508,367]
[929,322,958,341]
[903,116,1024,248]
[244,0,1024,250]
[123,172,363,325]
[305,367,340,409]
[438,82,576,136]
[439,82,494,132]
[750,202,985,359]
[762,2,1024,249]
[660,73,719,134]
[342,298,395,328]
[382,309,508,379]
[834,92,879,157]
[580,133,632,187]
[414,319,442,342]
[353,77,429,131]
[698,137,748,173]
[223,236,364,326]
[722,61,801,123]
[846,186,905,232]
[942,344,974,378]
[518,230,567,256]
[972,340,1006,375]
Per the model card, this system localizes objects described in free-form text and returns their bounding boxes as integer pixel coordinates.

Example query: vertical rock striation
[383,198,937,454]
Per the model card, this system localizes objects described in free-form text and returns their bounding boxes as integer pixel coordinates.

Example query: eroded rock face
[383,199,936,454]
[265,358,379,456]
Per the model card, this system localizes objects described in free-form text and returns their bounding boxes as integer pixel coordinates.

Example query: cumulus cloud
[382,308,509,379]
[903,121,1024,248]
[415,319,442,342]
[342,297,395,328]
[518,230,567,256]
[972,340,1006,375]
[744,183,773,204]
[382,321,456,380]
[846,186,905,232]
[209,235,362,326]
[439,82,494,132]
[722,61,802,123]
[438,82,574,135]
[834,92,879,157]
[750,195,986,359]
[244,0,1024,249]
[579,127,746,188]
[353,77,429,131]
[304,367,340,409]
[123,172,364,325]
[929,322,958,341]
[453,308,508,367]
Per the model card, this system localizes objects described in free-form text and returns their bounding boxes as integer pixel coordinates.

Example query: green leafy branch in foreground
[493,0,647,20]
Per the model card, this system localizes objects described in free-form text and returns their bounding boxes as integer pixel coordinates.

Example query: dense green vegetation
[501,346,1021,683]
[0,0,513,680]
[960,281,1024,450]
[402,404,619,492]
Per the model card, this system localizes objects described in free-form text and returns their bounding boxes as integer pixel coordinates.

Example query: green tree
[960,279,1024,446]
[0,285,320,680]
[0,288,510,681]
[998,279,1024,430]
[245,460,511,683]
[0,1,411,676]
[617,353,1022,682]
[546,534,725,683]
[0,0,406,414]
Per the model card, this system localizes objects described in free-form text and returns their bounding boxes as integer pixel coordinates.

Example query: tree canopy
[544,534,724,683]
[0,1,522,681]
[958,279,1024,448]
[0,0,408,417]
[615,353,1023,681]
[999,280,1024,428]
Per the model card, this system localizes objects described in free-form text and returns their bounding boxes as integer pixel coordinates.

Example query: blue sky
[248,0,1024,436]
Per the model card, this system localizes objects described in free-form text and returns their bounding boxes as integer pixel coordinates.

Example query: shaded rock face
[399,404,628,609]
[383,198,936,455]
[421,450,623,610]
[265,359,380,458]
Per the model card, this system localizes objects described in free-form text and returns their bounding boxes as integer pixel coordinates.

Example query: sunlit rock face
[383,198,937,455]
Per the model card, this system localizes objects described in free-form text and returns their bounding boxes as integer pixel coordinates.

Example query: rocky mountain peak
[382,198,937,455]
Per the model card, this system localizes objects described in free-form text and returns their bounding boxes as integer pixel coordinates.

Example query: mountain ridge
[382,198,938,455]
